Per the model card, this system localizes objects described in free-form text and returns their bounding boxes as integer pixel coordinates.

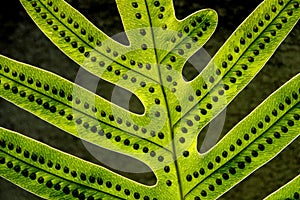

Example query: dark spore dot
[26,77,34,85]
[207,162,213,169]
[224,84,230,90]
[52,25,58,31]
[294,192,300,199]
[230,77,236,83]
[160,7,165,12]
[201,109,207,115]
[39,156,45,164]
[186,175,192,181]
[16,146,21,154]
[287,10,293,16]
[279,103,284,110]
[19,91,26,97]
[252,150,258,157]
[63,166,69,173]
[29,173,36,180]
[183,151,189,157]
[80,173,86,181]
[222,61,228,68]
[105,132,112,139]
[184,26,189,33]
[66,114,73,120]
[197,31,203,37]
[294,114,300,120]
[258,144,265,151]
[238,162,245,169]
[236,139,242,146]
[186,43,191,49]
[274,132,281,139]
[132,2,138,8]
[287,120,294,126]
[50,106,56,113]
[0,157,5,164]
[46,180,53,188]
[54,183,61,190]
[292,92,298,100]
[11,70,17,77]
[63,186,70,194]
[87,196,95,200]
[124,139,130,146]
[281,126,288,133]
[12,86,18,94]
[78,46,85,53]
[222,173,229,180]
[0,139,6,148]
[105,181,112,188]
[285,97,291,105]
[70,170,77,177]
[281,17,287,23]
[124,189,130,195]
[198,168,205,176]
[222,151,228,158]
[259,43,265,49]
[149,87,155,93]
[55,163,61,170]
[215,156,221,163]
[47,160,53,168]
[266,137,273,144]
[240,37,245,44]
[22,169,29,177]
[264,37,270,43]
[154,1,160,6]
[46,19,53,25]
[251,127,257,134]
[150,151,156,157]
[31,153,38,161]
[201,190,207,197]
[253,50,259,56]
[71,42,78,48]
[38,177,44,184]
[253,25,259,32]
[194,197,200,200]
[294,2,299,8]
[7,161,13,168]
[79,193,85,200]
[276,23,282,29]
[248,57,254,62]
[13,166,21,174]
[65,36,71,42]
[216,178,222,185]
[230,145,235,151]
[258,122,263,129]
[59,11,66,18]
[112,184,121,192]
[229,167,236,175]
[158,132,164,139]
[245,156,251,163]
[162,24,167,30]
[142,147,149,153]
[164,166,170,173]
[133,143,139,150]
[155,98,160,104]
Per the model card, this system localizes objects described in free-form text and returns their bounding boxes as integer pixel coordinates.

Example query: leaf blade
[184,73,300,199]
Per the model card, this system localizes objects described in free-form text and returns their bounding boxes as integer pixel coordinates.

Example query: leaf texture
[0,0,299,199]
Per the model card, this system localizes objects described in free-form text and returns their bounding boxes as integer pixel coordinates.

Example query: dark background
[0,0,299,199]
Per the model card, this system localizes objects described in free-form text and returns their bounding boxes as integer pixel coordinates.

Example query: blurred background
[0,0,299,199]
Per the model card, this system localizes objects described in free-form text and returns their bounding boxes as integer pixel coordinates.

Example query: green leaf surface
[0,0,299,199]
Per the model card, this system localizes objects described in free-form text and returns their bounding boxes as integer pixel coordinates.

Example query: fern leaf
[0,127,179,199]
[184,73,300,199]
